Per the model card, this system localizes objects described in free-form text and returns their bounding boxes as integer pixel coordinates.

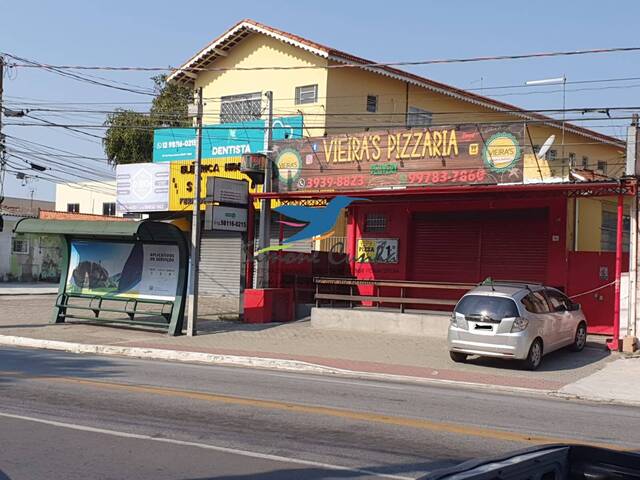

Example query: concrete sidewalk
[0,282,58,295]
[0,294,635,404]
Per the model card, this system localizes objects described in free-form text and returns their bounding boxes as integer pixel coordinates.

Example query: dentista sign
[273,124,525,192]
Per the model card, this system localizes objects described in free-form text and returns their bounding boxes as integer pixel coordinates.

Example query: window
[601,209,630,252]
[545,289,572,312]
[366,95,377,113]
[364,214,387,232]
[67,203,80,213]
[407,106,433,127]
[11,237,29,254]
[295,84,318,105]
[220,92,262,123]
[568,152,576,167]
[582,156,589,169]
[597,160,607,174]
[455,295,519,320]
[102,202,116,216]
[546,149,557,161]
[521,291,550,314]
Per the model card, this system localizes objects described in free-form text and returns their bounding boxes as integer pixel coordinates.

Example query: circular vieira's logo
[483,133,521,172]
[275,148,302,182]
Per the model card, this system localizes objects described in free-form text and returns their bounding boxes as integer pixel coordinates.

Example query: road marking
[0,411,414,480]
[35,376,630,451]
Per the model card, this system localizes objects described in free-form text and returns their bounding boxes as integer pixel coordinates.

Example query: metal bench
[55,293,175,330]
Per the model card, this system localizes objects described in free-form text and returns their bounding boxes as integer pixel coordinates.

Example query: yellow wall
[196,33,328,137]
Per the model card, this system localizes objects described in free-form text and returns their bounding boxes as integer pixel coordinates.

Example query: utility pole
[186,87,203,336]
[256,91,274,288]
[626,113,639,352]
[0,56,6,209]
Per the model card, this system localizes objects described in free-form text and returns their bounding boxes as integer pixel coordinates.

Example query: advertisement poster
[153,116,303,162]
[356,238,399,263]
[116,163,170,213]
[66,240,179,301]
[272,123,525,193]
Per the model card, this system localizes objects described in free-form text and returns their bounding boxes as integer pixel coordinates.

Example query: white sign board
[205,206,248,232]
[206,177,249,205]
[116,163,170,213]
[356,238,399,263]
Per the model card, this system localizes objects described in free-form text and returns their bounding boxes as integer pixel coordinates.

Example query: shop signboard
[356,238,399,263]
[205,206,248,232]
[272,124,525,193]
[169,157,261,211]
[66,239,179,301]
[116,163,170,213]
[153,116,303,162]
[205,177,249,205]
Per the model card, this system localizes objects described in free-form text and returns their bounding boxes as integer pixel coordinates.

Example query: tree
[103,75,192,165]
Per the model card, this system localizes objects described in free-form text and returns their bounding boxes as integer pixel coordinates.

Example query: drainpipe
[609,191,624,351]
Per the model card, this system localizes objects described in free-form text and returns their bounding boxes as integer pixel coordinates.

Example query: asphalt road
[0,347,639,480]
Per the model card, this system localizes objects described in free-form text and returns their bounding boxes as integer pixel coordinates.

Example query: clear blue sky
[2,0,640,200]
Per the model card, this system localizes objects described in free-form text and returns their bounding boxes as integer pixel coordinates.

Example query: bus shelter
[14,219,188,336]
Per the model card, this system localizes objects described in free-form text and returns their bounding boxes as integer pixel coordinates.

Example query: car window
[521,292,550,314]
[455,295,519,320]
[545,289,572,312]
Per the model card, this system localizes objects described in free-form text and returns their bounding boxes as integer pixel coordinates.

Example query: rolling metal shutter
[411,209,548,284]
[199,231,243,296]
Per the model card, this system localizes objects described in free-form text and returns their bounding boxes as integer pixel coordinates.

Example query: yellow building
[169,18,627,254]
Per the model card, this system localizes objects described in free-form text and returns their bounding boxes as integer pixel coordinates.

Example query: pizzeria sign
[272,124,525,192]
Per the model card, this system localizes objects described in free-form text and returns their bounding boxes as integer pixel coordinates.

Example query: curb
[0,334,580,400]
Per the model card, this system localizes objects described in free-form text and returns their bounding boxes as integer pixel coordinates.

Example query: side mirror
[568,303,581,312]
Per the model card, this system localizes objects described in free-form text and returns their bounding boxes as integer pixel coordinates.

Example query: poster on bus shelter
[65,240,179,301]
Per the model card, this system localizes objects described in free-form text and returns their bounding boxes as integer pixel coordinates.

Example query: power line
[4,46,640,72]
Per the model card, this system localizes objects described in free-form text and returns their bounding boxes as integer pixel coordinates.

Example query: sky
[2,0,640,201]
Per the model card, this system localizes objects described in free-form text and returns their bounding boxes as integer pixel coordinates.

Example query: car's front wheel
[569,322,587,352]
[523,338,543,370]
[449,351,468,363]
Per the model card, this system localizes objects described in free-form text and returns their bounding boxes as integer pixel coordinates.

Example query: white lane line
[0,411,415,480]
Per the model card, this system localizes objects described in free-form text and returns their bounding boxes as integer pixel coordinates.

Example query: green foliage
[103,75,192,165]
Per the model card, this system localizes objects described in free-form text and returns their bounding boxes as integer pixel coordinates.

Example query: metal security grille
[220,92,262,124]
[366,95,377,113]
[364,213,387,232]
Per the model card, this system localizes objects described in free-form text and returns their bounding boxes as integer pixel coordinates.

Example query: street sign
[205,206,248,232]
[206,177,249,205]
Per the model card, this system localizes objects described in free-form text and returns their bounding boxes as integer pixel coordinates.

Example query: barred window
[102,202,116,216]
[365,214,387,232]
[597,160,607,174]
[601,209,629,252]
[12,237,29,254]
[407,106,433,127]
[67,203,80,213]
[295,84,318,105]
[220,92,262,124]
[582,156,589,169]
[366,95,378,113]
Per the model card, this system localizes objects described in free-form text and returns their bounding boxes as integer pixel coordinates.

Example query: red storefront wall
[345,193,568,309]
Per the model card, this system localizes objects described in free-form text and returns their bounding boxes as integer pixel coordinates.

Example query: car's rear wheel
[570,322,587,352]
[523,338,543,370]
[449,351,468,363]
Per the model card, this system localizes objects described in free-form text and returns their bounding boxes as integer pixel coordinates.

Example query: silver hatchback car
[447,281,587,370]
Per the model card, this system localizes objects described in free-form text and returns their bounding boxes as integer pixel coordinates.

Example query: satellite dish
[537,135,556,159]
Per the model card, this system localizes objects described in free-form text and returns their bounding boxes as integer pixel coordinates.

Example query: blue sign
[153,116,303,162]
